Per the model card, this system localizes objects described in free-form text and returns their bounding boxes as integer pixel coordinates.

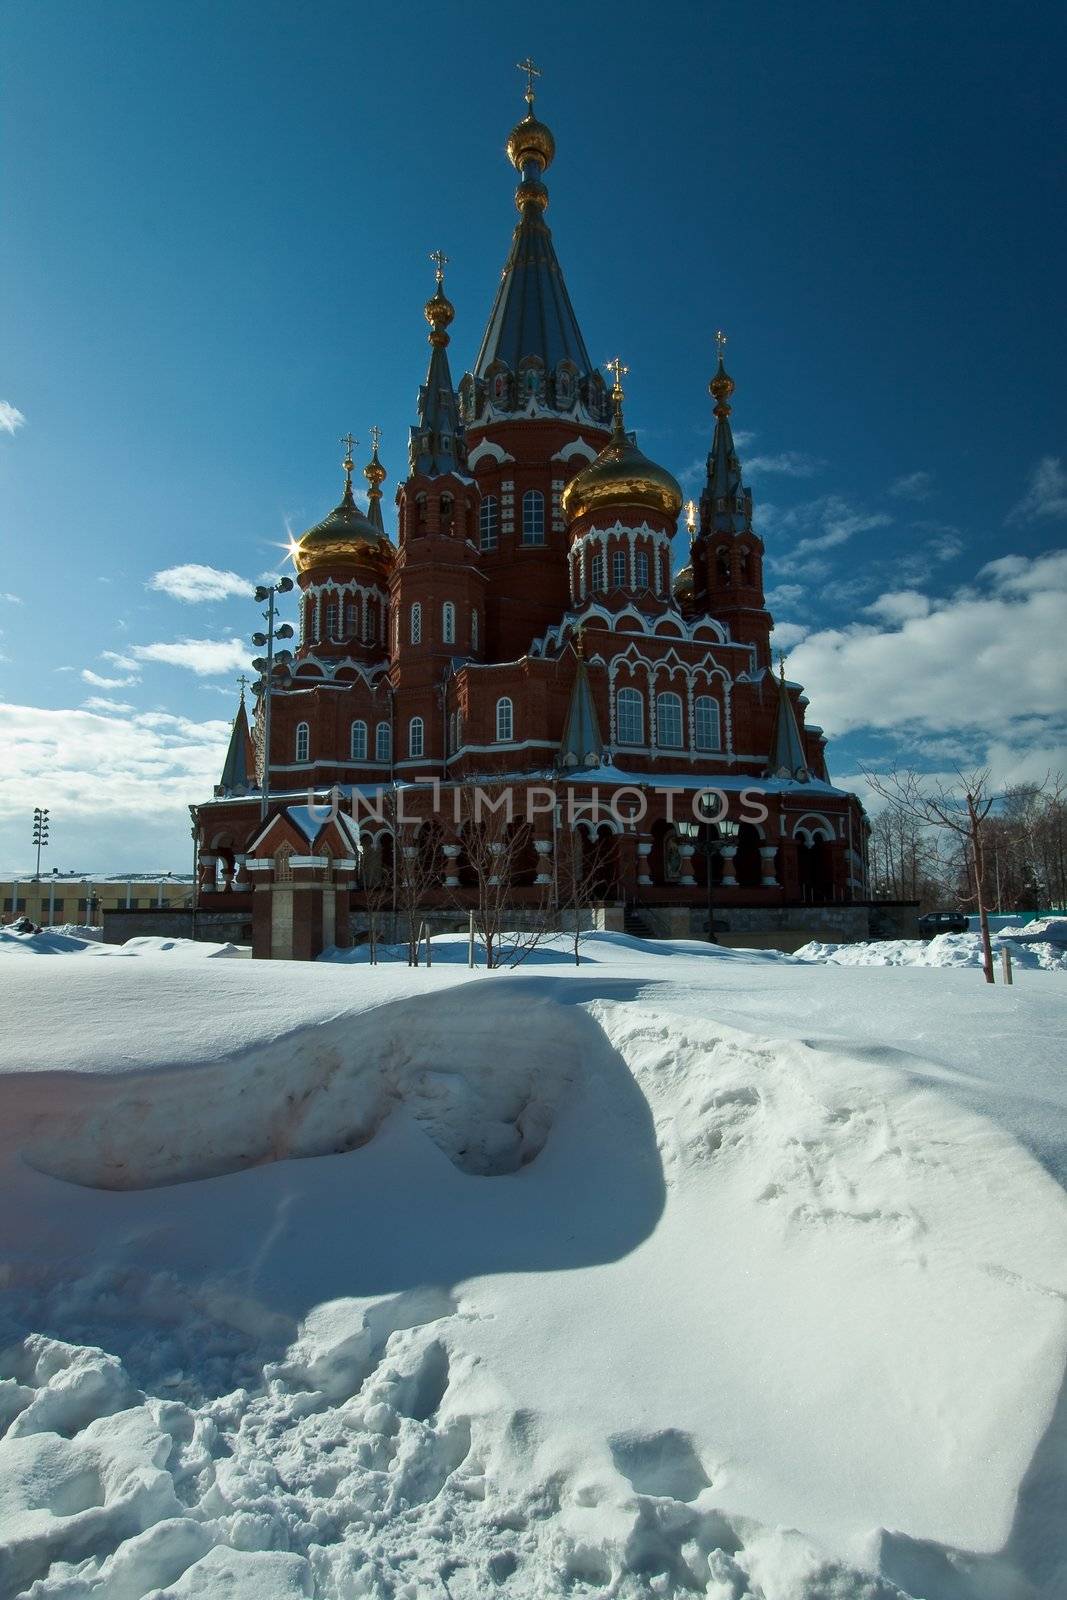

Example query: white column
[719,845,738,887]
[759,845,779,887]
[442,843,461,888]
[534,838,553,885]
[678,843,697,886]
[636,840,652,886]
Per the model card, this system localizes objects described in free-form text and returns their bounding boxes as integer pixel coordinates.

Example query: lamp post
[677,797,740,943]
[32,808,49,879]
[251,578,295,820]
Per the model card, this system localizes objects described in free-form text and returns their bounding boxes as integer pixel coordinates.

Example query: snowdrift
[797,928,1067,970]
[1,938,1066,1599]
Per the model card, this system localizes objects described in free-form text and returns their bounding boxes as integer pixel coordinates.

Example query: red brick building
[193,87,871,959]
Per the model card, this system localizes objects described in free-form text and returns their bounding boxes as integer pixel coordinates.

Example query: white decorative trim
[244,858,273,871]
[467,438,515,467]
[551,437,598,464]
[289,855,331,868]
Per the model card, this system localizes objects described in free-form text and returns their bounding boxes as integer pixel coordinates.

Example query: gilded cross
[370,423,382,455]
[429,248,449,284]
[517,56,541,105]
[340,431,357,463]
[604,355,628,395]
[237,673,249,699]
[715,328,728,362]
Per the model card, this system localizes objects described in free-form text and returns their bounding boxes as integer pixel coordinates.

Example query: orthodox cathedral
[192,72,870,960]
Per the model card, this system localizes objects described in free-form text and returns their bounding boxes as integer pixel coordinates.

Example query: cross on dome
[517,56,541,106]
[604,355,628,397]
[339,431,358,464]
[430,249,449,285]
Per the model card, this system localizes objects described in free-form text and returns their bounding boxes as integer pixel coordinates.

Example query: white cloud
[768,496,892,575]
[1006,457,1067,525]
[863,590,931,623]
[101,650,140,671]
[0,402,25,435]
[746,451,824,479]
[130,637,253,676]
[148,564,254,603]
[0,701,230,824]
[765,583,805,610]
[787,549,1067,740]
[889,471,934,501]
[82,696,136,713]
[0,592,22,605]
[81,668,139,689]
[770,621,810,650]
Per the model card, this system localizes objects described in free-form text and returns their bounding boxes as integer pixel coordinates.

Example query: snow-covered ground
[1,933,1065,1599]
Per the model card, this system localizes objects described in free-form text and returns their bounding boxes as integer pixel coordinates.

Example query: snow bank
[0,930,246,960]
[1,939,1066,1598]
[798,930,1067,971]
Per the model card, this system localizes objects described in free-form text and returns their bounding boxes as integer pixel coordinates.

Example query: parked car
[918,910,970,937]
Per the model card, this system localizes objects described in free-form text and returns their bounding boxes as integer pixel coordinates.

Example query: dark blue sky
[1,1,1064,870]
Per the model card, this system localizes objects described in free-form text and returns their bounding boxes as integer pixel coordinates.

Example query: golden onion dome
[506,110,555,174]
[425,284,455,338]
[561,385,683,524]
[291,471,393,577]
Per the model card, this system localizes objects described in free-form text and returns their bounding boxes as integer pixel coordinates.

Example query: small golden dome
[673,564,694,602]
[292,488,393,577]
[515,176,548,212]
[424,285,454,347]
[506,111,555,174]
[561,390,683,524]
[710,356,735,407]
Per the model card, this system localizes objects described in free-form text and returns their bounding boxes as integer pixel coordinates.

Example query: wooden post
[424,921,432,967]
[468,909,476,967]
[1001,945,1013,985]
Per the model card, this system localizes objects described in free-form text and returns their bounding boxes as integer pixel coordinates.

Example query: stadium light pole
[252,578,295,820]
[32,807,49,879]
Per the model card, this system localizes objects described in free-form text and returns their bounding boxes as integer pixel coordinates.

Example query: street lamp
[32,808,49,879]
[677,796,740,943]
[251,578,295,819]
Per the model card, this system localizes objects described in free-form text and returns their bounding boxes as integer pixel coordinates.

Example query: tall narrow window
[635,550,650,588]
[409,717,424,758]
[442,601,456,644]
[375,721,391,763]
[350,720,367,760]
[410,602,422,644]
[496,696,514,742]
[448,712,457,754]
[325,600,338,639]
[295,722,310,762]
[616,687,644,746]
[612,550,627,588]
[656,691,684,749]
[591,551,605,591]
[479,494,499,551]
[471,608,479,651]
[522,489,545,545]
[303,595,314,644]
[344,600,358,636]
[694,695,721,751]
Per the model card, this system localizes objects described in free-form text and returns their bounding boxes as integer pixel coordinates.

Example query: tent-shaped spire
[364,426,387,533]
[559,637,603,769]
[409,253,467,480]
[701,332,753,537]
[767,659,810,782]
[215,685,256,797]
[463,77,609,427]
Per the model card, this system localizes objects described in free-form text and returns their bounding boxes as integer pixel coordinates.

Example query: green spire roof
[215,690,255,797]
[560,648,603,769]
[767,664,810,782]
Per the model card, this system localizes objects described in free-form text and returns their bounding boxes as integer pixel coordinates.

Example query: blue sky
[1,0,1065,872]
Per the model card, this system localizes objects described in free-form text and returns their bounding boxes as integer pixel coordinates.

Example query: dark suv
[918,910,970,937]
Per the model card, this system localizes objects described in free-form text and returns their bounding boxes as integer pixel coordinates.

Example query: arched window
[442,601,456,644]
[295,722,310,762]
[612,550,627,588]
[410,602,422,644]
[739,546,754,585]
[344,599,358,637]
[656,691,684,749]
[635,550,650,589]
[479,494,499,551]
[409,717,424,759]
[591,551,605,591]
[303,594,315,644]
[325,600,338,639]
[350,719,367,760]
[362,601,374,643]
[496,696,514,742]
[616,687,644,745]
[522,489,545,545]
[471,608,479,651]
[375,721,391,764]
[274,844,293,883]
[694,696,721,752]
[716,546,731,584]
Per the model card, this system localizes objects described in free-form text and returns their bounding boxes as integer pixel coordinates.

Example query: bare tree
[394,812,440,966]
[452,778,549,968]
[357,828,394,964]
[554,817,604,965]
[864,765,997,982]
